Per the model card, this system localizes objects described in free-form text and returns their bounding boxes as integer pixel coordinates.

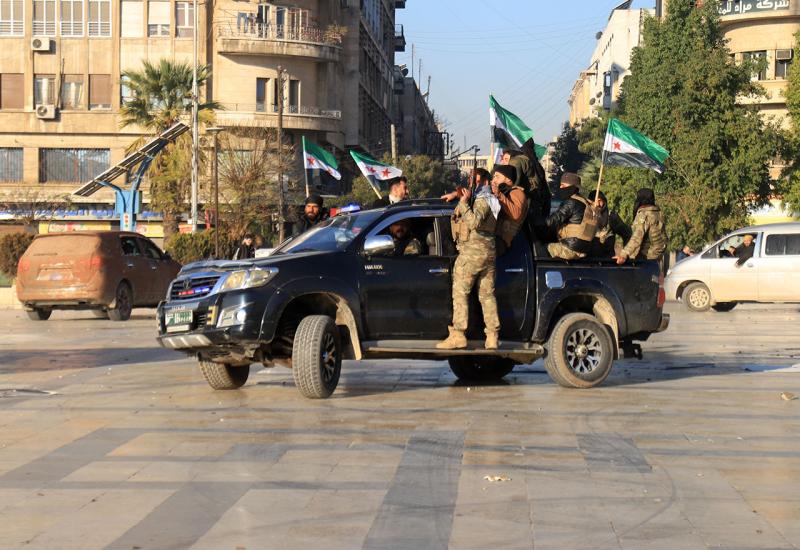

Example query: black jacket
[291,210,329,237]
[733,242,755,266]
[233,243,254,260]
[546,196,591,253]
[372,196,391,208]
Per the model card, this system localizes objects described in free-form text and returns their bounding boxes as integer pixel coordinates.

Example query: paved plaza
[0,303,798,549]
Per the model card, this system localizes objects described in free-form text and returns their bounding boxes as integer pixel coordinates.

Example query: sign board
[39,220,114,234]
[719,0,791,16]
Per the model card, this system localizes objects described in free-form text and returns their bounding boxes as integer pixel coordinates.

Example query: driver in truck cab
[437,167,503,351]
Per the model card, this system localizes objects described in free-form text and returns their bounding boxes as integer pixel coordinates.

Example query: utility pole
[190,0,199,232]
[276,66,286,243]
[207,127,223,258]
[390,123,397,163]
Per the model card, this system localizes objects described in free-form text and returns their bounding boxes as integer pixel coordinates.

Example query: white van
[665,222,800,312]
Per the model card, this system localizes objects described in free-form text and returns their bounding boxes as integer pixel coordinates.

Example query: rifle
[468,145,479,210]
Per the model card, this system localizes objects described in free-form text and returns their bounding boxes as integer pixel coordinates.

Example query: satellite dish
[595,31,603,40]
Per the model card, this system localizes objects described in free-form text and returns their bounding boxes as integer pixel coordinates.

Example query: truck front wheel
[545,313,614,388]
[292,315,341,399]
[448,356,515,382]
[199,360,250,390]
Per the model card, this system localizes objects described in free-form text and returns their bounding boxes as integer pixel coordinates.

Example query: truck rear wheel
[199,360,250,390]
[448,356,515,382]
[26,308,51,321]
[544,313,614,389]
[683,282,711,312]
[292,315,341,399]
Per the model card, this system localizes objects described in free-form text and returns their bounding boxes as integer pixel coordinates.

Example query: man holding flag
[349,150,403,204]
[594,118,670,265]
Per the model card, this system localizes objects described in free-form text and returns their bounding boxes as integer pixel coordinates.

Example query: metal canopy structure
[73,122,189,231]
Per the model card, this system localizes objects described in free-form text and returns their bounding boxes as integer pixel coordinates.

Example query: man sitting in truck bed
[545,173,599,260]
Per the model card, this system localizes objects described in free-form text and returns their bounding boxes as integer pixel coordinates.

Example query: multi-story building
[656,0,798,127]
[0,0,406,237]
[392,70,444,158]
[568,2,652,126]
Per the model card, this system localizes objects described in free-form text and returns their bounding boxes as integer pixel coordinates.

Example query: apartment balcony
[394,24,406,52]
[216,20,342,62]
[215,103,342,133]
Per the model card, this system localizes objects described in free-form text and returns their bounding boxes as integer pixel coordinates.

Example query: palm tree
[119,59,219,238]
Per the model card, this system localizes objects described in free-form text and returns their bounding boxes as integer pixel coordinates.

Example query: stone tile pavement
[0,304,798,549]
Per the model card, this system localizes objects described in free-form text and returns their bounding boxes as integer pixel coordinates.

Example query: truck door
[359,212,453,339]
[758,232,800,302]
[118,235,151,305]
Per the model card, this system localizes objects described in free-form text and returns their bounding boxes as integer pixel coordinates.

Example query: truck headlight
[219,267,278,292]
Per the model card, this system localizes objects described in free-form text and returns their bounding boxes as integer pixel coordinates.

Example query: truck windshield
[274,211,383,254]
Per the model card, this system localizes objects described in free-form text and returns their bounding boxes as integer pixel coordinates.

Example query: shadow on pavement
[0,346,178,372]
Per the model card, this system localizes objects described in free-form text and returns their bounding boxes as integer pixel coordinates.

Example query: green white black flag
[602,119,669,174]
[302,136,341,180]
[489,95,534,148]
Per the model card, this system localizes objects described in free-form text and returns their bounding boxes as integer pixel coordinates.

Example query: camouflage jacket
[620,205,668,260]
[453,197,497,254]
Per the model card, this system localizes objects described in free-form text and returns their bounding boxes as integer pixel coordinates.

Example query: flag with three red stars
[349,150,402,193]
[302,136,341,180]
[602,118,669,174]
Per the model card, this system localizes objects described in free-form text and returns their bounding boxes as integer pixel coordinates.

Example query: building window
[39,148,109,183]
[148,0,170,37]
[175,1,193,37]
[256,77,268,112]
[34,74,56,106]
[33,0,56,36]
[88,0,110,36]
[89,74,111,109]
[0,148,23,182]
[120,0,142,37]
[61,74,83,109]
[288,79,299,111]
[742,50,767,81]
[60,0,84,36]
[120,74,133,105]
[775,49,793,80]
[0,0,23,36]
[0,73,24,109]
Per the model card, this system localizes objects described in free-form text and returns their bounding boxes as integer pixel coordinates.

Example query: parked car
[156,200,669,398]
[16,231,180,321]
[665,222,800,312]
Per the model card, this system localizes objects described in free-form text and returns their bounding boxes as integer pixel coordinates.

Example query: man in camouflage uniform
[436,176,501,350]
[614,188,668,264]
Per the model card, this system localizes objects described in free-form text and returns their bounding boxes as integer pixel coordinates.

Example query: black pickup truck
[157,200,669,398]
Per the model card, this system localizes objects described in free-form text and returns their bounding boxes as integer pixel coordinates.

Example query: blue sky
[395,0,654,156]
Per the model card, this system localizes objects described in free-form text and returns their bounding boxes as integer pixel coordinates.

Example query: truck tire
[199,360,250,390]
[26,308,51,321]
[107,282,133,321]
[292,315,341,399]
[712,302,737,312]
[544,313,614,389]
[448,356,515,382]
[682,282,711,312]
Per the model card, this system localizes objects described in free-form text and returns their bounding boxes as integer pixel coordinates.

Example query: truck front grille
[169,275,221,301]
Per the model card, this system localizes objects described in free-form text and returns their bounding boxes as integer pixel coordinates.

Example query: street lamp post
[190,0,199,232]
[206,127,223,258]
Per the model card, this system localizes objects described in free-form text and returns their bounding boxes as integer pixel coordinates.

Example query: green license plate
[165,309,193,332]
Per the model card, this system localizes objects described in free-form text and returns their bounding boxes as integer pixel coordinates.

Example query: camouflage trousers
[451,240,499,334]
[547,242,587,260]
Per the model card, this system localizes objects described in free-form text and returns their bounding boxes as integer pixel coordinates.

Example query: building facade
[0,0,406,235]
[568,3,652,126]
[392,71,444,158]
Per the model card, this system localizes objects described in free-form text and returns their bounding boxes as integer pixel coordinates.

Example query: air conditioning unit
[31,38,51,52]
[35,104,56,120]
[776,49,793,61]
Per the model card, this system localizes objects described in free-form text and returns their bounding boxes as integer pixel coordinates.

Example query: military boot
[485,332,499,350]
[436,326,467,350]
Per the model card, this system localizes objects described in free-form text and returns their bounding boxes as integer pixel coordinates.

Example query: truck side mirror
[363,235,395,257]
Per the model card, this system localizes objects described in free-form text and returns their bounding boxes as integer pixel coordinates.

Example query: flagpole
[368,176,382,200]
[594,161,605,207]
[301,138,310,198]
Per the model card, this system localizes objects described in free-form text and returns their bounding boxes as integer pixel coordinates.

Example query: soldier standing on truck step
[613,188,668,265]
[436,172,502,350]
